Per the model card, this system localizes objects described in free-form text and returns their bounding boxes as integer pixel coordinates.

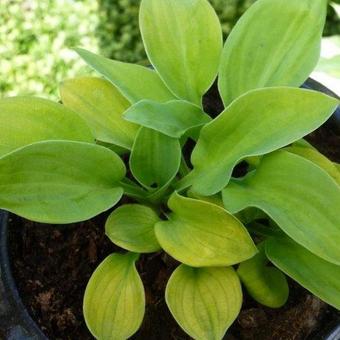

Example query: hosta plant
[1,0,339,339]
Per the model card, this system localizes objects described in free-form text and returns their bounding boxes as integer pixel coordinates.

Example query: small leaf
[105,204,161,253]
[237,242,289,308]
[155,193,257,267]
[218,0,327,105]
[84,253,145,340]
[222,151,340,265]
[0,141,125,223]
[75,48,175,103]
[0,97,94,157]
[166,265,242,340]
[124,100,211,138]
[191,87,338,195]
[140,0,222,105]
[60,77,138,149]
[266,236,340,310]
[130,128,181,190]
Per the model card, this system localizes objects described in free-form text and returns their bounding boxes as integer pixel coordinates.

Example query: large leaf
[190,87,338,195]
[166,265,242,340]
[60,77,138,149]
[218,0,327,105]
[139,0,222,105]
[237,242,289,308]
[75,48,175,103]
[105,204,161,253]
[155,193,257,267]
[124,100,211,138]
[222,151,340,265]
[84,253,145,339]
[266,237,340,310]
[130,128,181,190]
[0,141,125,223]
[0,97,94,157]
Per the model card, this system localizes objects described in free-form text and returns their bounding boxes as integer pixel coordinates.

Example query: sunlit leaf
[124,100,210,138]
[0,141,125,223]
[266,236,340,310]
[75,48,175,103]
[105,204,161,253]
[218,0,327,105]
[84,253,145,339]
[190,87,338,195]
[0,97,94,157]
[222,151,340,265]
[155,193,257,267]
[166,265,242,340]
[140,0,222,105]
[60,77,138,149]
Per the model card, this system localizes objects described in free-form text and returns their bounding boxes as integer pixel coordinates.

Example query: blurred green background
[1,0,339,100]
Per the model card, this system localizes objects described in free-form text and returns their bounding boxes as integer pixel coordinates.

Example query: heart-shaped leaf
[84,253,145,339]
[222,151,340,265]
[237,242,289,308]
[0,97,94,157]
[105,204,161,253]
[218,0,327,105]
[155,193,257,267]
[130,128,181,190]
[166,265,242,340]
[124,100,211,138]
[75,48,175,103]
[60,77,138,149]
[190,87,338,195]
[0,141,125,223]
[140,0,222,105]
[266,237,340,310]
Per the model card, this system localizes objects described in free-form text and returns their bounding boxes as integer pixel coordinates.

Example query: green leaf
[0,141,125,224]
[0,97,94,157]
[139,0,223,105]
[75,48,175,104]
[124,100,211,138]
[155,193,257,267]
[105,204,161,253]
[130,127,181,190]
[60,77,138,149]
[266,237,340,310]
[222,151,340,265]
[84,253,145,340]
[166,265,242,340]
[218,0,327,105]
[190,87,338,195]
[237,242,289,308]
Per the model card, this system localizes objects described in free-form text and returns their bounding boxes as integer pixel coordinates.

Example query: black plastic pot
[0,79,339,340]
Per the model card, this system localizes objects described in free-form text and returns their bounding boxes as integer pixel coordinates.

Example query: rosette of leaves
[0,0,339,339]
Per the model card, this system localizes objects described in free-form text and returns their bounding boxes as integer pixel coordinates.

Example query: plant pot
[0,79,339,340]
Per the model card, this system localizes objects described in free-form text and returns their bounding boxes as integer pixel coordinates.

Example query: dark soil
[7,82,340,340]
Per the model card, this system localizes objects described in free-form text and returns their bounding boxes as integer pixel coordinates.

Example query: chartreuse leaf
[139,0,222,105]
[237,242,289,308]
[105,204,161,253]
[0,97,94,157]
[155,193,257,267]
[84,253,145,340]
[60,77,138,149]
[166,265,242,340]
[75,48,175,104]
[130,128,181,190]
[218,0,327,105]
[124,100,211,138]
[190,87,338,195]
[266,237,340,310]
[0,141,125,224]
[222,151,340,265]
